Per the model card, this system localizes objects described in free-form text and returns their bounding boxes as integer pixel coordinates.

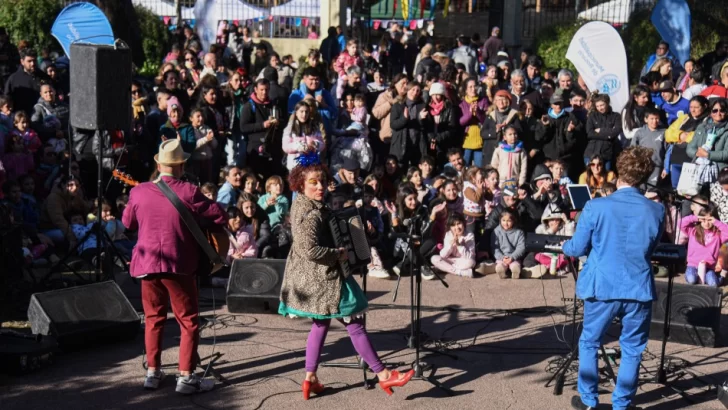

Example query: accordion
[329,206,371,277]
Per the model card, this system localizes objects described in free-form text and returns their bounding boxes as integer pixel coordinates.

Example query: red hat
[494,90,512,103]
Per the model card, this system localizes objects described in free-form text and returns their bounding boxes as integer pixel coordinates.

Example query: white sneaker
[456,269,473,278]
[143,370,165,390]
[176,373,215,395]
[367,268,391,279]
[421,266,436,281]
[392,265,401,276]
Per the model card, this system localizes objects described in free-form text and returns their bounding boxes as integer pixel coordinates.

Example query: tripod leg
[599,345,617,386]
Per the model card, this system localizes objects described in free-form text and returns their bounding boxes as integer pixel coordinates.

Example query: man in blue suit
[563,146,665,410]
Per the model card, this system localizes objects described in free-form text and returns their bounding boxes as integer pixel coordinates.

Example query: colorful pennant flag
[163,16,170,25]
[373,20,381,30]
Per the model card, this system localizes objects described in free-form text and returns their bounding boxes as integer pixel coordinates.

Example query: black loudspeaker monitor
[226,259,285,313]
[27,281,140,348]
[649,280,723,347]
[70,43,131,130]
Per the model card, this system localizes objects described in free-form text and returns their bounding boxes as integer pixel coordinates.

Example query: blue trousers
[685,266,723,287]
[578,299,651,410]
[463,149,483,167]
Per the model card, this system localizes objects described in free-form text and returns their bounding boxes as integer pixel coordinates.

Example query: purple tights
[305,317,385,373]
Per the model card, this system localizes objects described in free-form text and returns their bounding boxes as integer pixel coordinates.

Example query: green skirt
[278,276,368,320]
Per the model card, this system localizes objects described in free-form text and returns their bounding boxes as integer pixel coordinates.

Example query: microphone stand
[378,216,455,396]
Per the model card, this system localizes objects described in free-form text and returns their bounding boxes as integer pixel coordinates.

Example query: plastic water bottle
[549,256,558,275]
[698,261,707,284]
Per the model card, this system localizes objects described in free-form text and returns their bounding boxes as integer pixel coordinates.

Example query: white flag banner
[566,21,629,113]
[195,0,218,52]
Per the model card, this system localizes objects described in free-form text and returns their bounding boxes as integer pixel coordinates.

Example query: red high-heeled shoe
[378,369,415,395]
[302,379,325,400]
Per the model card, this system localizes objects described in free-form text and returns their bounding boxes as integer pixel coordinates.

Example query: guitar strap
[155,178,225,267]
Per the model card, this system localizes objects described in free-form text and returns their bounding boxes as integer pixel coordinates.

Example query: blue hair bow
[295,151,321,167]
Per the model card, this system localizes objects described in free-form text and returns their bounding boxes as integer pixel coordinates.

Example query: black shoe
[571,395,595,410]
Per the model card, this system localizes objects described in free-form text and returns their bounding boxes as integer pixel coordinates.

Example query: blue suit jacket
[562,187,665,302]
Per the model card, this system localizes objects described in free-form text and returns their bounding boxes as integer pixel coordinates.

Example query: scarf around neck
[499,140,523,152]
[428,99,445,116]
[548,108,566,119]
[250,93,269,106]
[464,95,479,105]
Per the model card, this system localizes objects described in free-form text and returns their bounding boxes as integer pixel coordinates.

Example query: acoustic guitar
[113,169,229,275]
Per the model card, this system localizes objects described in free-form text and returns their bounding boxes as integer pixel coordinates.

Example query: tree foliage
[134,4,170,73]
[531,20,587,74]
[0,0,62,51]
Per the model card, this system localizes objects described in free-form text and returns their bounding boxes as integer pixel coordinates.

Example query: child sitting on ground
[69,211,100,264]
[534,205,575,275]
[679,204,728,287]
[226,207,257,263]
[430,212,476,277]
[491,209,526,279]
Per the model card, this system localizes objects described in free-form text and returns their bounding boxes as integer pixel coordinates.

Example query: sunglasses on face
[131,89,141,94]
[590,162,602,168]
[713,109,727,114]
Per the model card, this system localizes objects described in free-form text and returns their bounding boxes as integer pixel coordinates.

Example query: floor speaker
[649,280,723,347]
[70,43,131,131]
[226,259,285,313]
[27,281,140,348]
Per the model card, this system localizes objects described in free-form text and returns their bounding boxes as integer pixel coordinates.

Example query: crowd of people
[2,21,728,287]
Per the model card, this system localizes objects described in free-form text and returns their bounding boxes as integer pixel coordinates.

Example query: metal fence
[522,0,657,39]
[62,0,321,39]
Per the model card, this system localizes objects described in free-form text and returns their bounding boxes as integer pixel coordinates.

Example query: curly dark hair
[616,146,655,187]
[288,163,330,193]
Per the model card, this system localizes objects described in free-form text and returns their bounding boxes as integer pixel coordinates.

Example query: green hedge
[533,6,727,84]
[0,0,62,51]
[134,5,170,76]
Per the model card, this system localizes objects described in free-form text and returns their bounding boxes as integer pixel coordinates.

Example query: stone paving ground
[2,270,728,410]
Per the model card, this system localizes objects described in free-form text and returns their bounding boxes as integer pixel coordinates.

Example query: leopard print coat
[279,194,343,316]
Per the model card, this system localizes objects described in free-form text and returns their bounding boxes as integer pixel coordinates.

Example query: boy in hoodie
[631,107,666,185]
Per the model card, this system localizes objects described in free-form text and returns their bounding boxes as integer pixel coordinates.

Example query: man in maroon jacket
[123,139,226,394]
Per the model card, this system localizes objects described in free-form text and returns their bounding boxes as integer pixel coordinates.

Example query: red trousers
[141,274,199,372]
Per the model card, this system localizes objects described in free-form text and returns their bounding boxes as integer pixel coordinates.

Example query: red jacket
[122,176,226,277]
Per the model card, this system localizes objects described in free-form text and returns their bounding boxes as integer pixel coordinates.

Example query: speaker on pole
[226,259,285,313]
[27,281,140,349]
[649,280,723,347]
[70,43,131,131]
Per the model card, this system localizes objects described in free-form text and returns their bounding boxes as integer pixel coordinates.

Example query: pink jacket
[282,126,325,170]
[680,215,728,268]
[227,224,257,263]
[122,176,226,277]
[333,52,364,77]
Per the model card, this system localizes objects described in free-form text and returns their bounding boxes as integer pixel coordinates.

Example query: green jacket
[686,119,728,170]
[159,121,196,154]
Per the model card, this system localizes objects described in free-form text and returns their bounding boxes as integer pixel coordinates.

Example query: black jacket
[389,100,428,165]
[240,98,278,153]
[481,109,523,164]
[422,101,460,159]
[484,196,541,240]
[4,66,47,115]
[535,112,579,161]
[414,57,441,80]
[584,110,622,161]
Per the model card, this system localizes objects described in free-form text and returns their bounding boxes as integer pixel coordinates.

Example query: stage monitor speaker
[649,280,723,347]
[27,281,140,348]
[70,43,131,131]
[226,259,285,314]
